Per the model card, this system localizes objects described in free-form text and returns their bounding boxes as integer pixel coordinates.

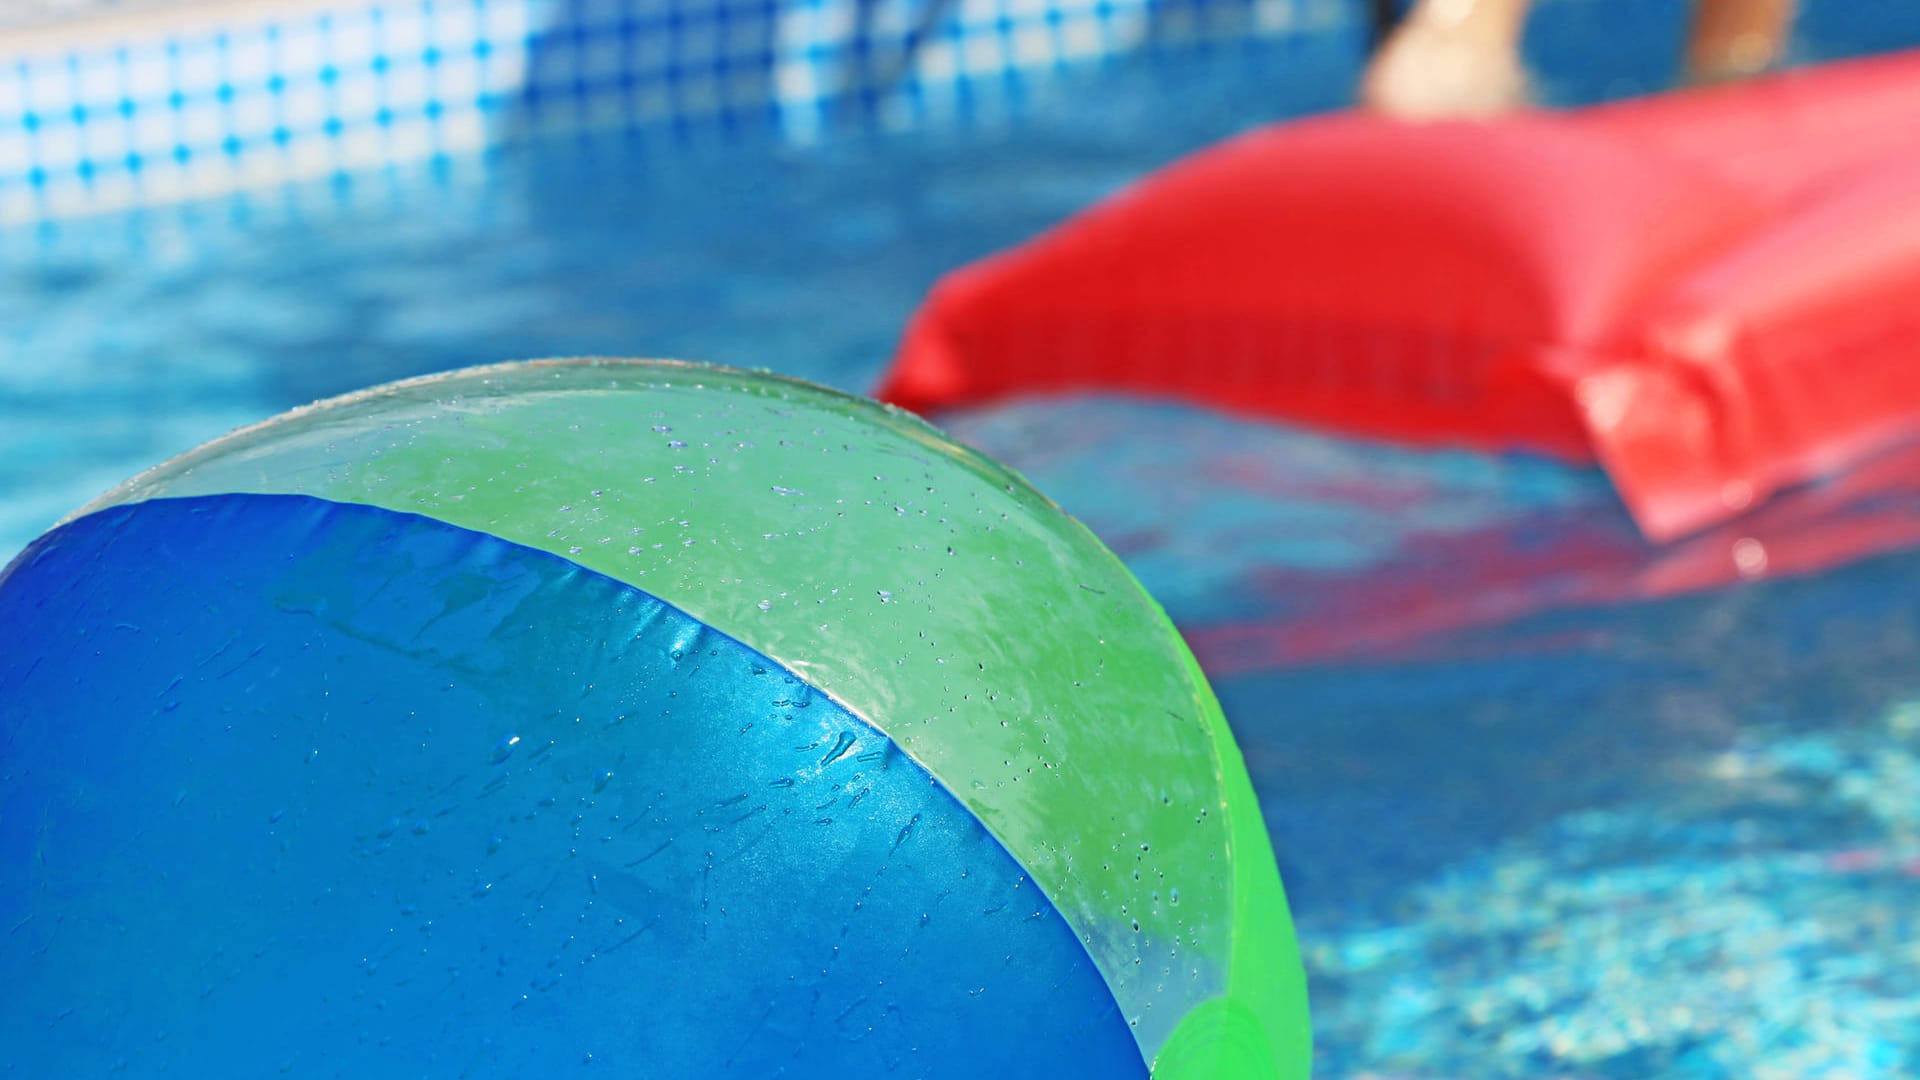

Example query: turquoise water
[8,4,1920,1075]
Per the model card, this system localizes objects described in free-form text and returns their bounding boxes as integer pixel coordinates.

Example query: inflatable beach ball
[0,359,1306,1078]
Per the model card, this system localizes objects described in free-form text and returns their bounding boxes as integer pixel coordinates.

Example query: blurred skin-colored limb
[1362,0,1796,119]
[1688,0,1796,82]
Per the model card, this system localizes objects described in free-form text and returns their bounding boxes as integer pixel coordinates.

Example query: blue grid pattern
[0,2,528,223]
[776,0,1350,137]
[0,0,1345,223]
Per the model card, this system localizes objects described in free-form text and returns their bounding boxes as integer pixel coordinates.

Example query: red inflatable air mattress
[879,50,1920,542]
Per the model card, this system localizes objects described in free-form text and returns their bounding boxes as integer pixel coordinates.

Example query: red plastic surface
[880,50,1920,542]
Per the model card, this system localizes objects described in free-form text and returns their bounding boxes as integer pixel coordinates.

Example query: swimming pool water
[8,4,1920,1075]
[0,36,1350,555]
